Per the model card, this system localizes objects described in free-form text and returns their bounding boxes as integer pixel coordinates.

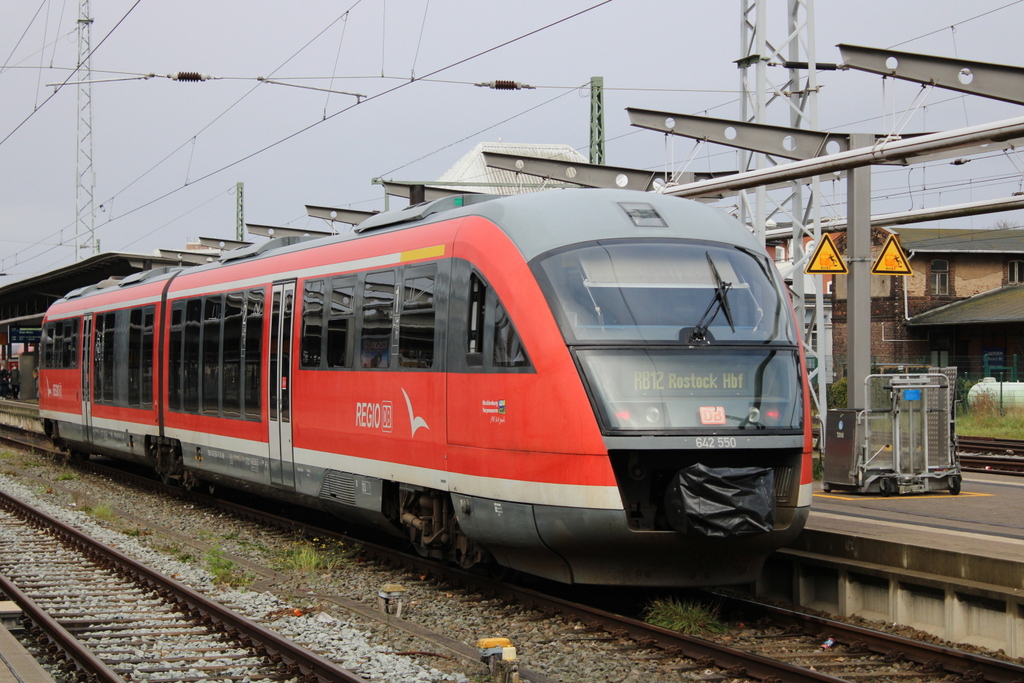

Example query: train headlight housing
[609,402,667,430]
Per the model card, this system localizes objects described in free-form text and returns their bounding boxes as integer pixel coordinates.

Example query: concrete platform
[0,400,43,435]
[762,472,1024,654]
[0,605,55,683]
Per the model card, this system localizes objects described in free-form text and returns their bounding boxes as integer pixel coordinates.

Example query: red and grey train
[38,188,811,586]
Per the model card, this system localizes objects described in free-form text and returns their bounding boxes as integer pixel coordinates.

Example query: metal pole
[846,133,873,411]
[235,182,244,242]
[589,76,605,165]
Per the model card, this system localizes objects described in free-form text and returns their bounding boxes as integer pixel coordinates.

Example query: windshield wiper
[688,252,736,342]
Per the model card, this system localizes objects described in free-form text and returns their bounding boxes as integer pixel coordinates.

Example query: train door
[80,314,94,442]
[268,282,296,488]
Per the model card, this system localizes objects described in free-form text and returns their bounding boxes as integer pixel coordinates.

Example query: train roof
[49,189,759,308]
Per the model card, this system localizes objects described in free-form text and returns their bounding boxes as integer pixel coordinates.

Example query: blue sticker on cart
[903,389,921,401]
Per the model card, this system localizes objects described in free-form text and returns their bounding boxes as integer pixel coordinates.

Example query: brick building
[830,225,1024,379]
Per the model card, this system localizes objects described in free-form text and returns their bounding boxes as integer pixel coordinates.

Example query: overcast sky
[1,0,1022,282]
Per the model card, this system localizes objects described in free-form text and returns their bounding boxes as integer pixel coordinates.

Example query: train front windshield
[536,240,802,432]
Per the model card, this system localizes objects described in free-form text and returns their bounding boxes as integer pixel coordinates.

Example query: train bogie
[39,189,812,586]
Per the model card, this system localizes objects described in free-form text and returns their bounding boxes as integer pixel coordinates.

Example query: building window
[931,259,948,296]
[1010,260,1024,284]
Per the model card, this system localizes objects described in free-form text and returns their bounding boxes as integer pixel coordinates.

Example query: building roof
[894,226,1024,254]
[0,251,187,327]
[906,285,1024,326]
[435,142,587,195]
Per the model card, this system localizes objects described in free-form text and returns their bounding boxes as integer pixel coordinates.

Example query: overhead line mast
[738,0,826,421]
[76,0,97,261]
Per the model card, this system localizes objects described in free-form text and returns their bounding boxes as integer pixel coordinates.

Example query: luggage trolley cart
[823,373,961,495]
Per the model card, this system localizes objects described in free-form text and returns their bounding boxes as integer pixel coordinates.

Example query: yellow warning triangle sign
[871,234,914,275]
[804,233,848,274]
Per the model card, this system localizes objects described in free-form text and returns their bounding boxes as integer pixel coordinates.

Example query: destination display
[578,348,802,432]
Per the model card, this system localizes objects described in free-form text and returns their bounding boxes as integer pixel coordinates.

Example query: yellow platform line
[814,491,991,501]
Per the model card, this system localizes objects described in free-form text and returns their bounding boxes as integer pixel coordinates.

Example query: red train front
[39,189,811,586]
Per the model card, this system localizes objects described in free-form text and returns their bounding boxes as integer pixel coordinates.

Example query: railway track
[4,426,1024,682]
[0,486,366,683]
[958,435,1024,474]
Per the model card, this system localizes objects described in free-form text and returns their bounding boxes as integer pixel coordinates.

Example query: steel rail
[3,423,1020,682]
[0,487,368,683]
[0,571,124,682]
[958,436,1024,456]
[714,593,1024,683]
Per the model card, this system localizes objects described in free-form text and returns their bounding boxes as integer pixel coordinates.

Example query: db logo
[356,401,393,433]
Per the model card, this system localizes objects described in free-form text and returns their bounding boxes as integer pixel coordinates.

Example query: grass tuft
[90,504,116,522]
[644,597,728,637]
[55,471,79,482]
[206,548,254,587]
[277,537,351,574]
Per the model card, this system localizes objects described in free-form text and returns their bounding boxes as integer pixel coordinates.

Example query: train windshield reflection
[536,241,794,344]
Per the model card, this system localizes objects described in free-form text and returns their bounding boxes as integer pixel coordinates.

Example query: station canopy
[0,251,189,329]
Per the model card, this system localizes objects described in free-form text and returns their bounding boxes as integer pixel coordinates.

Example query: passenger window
[466,270,531,371]
[169,302,184,411]
[128,309,143,407]
[142,308,153,409]
[467,274,486,367]
[493,301,530,368]
[100,312,115,404]
[243,288,264,420]
[399,266,436,368]
[203,296,223,416]
[360,270,395,368]
[301,279,325,368]
[327,276,356,368]
[62,319,77,368]
[222,293,244,418]
[183,299,202,414]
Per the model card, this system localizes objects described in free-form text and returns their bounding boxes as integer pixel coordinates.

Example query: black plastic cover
[664,463,775,538]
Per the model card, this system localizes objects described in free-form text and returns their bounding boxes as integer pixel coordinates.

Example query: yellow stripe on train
[400,245,445,262]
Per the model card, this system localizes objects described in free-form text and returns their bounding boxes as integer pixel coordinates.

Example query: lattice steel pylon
[738,0,827,421]
[76,0,97,261]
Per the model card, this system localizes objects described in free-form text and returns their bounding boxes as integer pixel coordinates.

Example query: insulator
[173,72,206,82]
[493,80,519,90]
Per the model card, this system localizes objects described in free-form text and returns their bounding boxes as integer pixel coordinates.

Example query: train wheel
[879,477,894,496]
[948,475,962,496]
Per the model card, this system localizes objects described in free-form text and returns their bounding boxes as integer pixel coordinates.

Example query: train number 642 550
[696,437,737,448]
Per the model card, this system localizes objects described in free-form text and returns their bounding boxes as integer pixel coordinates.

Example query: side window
[301,279,325,368]
[399,266,436,368]
[101,312,116,404]
[360,270,395,368]
[62,319,78,368]
[466,270,531,371]
[92,315,104,401]
[202,296,223,416]
[169,302,184,411]
[41,323,53,368]
[243,288,264,420]
[142,308,153,409]
[222,292,244,418]
[327,276,356,368]
[128,309,144,407]
[183,298,202,414]
[467,274,486,367]
[931,259,949,296]
[493,300,530,367]
[1010,260,1024,284]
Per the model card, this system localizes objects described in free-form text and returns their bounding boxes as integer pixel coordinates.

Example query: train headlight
[645,406,662,424]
